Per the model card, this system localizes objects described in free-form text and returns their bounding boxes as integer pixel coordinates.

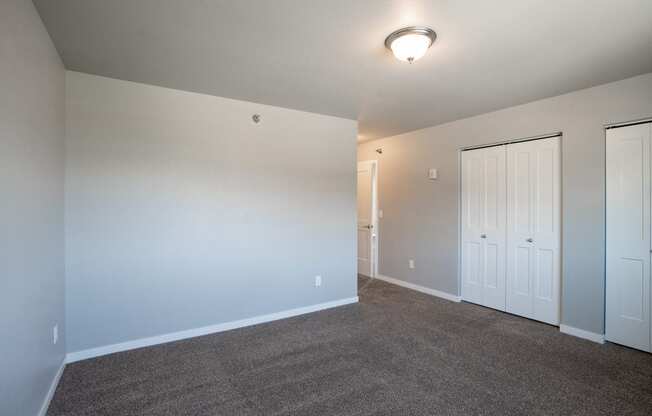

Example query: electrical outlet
[408,259,415,269]
[315,275,322,287]
[53,325,58,345]
[378,209,384,219]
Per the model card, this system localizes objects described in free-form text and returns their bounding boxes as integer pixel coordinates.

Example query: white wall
[0,0,66,414]
[358,73,652,335]
[65,71,358,353]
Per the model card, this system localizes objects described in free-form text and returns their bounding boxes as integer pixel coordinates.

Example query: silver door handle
[526,238,534,243]
[480,234,487,239]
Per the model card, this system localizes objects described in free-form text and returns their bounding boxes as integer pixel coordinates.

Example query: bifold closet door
[506,137,561,325]
[461,145,507,310]
[606,123,651,352]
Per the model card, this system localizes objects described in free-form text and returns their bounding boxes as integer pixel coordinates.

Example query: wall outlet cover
[315,275,322,287]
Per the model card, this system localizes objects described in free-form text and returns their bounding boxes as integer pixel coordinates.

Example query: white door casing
[606,123,652,352]
[357,160,377,277]
[506,137,561,325]
[461,145,507,310]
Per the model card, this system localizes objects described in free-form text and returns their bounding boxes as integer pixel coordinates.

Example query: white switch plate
[53,324,58,345]
[378,209,383,219]
[408,259,415,269]
[315,275,322,287]
[428,168,438,180]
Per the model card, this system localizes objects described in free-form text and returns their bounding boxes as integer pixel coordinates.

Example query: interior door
[357,161,376,277]
[461,145,507,310]
[606,123,651,352]
[506,137,561,325]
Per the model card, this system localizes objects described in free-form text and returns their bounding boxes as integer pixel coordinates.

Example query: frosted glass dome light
[385,26,437,63]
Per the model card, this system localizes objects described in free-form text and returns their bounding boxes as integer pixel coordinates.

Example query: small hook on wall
[376,148,383,154]
[252,114,261,124]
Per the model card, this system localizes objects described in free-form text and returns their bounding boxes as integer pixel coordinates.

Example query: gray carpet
[48,275,652,415]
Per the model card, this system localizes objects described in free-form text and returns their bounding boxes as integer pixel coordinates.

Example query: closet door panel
[514,150,533,234]
[461,146,506,310]
[461,150,485,305]
[532,138,561,324]
[606,123,651,352]
[507,143,535,318]
[515,245,533,294]
[507,137,560,324]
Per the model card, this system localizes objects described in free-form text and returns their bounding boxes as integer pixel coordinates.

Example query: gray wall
[65,71,358,353]
[358,73,652,335]
[0,0,66,414]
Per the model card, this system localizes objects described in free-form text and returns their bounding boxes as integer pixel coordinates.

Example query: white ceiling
[34,0,652,141]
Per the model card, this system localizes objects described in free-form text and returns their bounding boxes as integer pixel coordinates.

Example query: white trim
[66,297,358,363]
[375,274,461,303]
[371,160,379,278]
[38,358,66,416]
[560,324,605,344]
[457,149,463,304]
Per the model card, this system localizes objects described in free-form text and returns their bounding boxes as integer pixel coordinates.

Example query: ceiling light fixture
[384,26,436,63]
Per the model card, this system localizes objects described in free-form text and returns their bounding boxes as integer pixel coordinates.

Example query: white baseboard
[38,357,66,416]
[559,324,605,344]
[66,296,358,363]
[375,274,461,303]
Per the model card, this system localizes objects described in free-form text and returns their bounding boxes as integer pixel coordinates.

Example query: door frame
[358,160,379,278]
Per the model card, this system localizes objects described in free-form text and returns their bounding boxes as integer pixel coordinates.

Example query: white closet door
[606,123,651,352]
[461,149,485,305]
[461,146,507,310]
[506,137,561,325]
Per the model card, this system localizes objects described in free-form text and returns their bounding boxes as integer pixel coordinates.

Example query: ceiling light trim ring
[384,26,437,50]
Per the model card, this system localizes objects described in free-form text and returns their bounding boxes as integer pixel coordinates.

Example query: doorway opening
[357,160,378,286]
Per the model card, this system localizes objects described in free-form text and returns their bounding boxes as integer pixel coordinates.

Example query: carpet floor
[48,275,652,415]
